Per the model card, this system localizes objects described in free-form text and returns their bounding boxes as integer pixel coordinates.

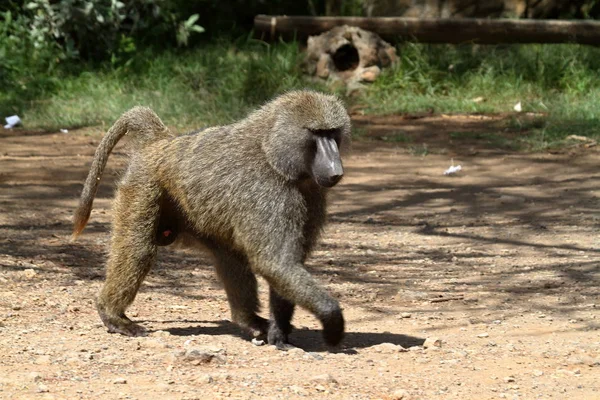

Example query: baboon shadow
[161,320,425,352]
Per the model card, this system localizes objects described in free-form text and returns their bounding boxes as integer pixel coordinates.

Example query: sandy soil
[1,114,599,399]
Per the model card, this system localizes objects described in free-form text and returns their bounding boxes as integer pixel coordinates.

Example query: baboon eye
[311,129,337,137]
[310,129,342,146]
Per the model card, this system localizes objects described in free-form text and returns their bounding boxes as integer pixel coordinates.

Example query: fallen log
[255,15,600,45]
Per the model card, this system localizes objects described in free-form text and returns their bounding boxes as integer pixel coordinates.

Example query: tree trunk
[255,15,600,45]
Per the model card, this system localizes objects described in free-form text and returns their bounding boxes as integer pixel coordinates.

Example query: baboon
[73,90,351,349]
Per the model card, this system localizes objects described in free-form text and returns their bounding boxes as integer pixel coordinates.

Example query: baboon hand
[320,302,345,346]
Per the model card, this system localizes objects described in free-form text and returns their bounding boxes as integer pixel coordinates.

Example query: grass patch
[1,39,327,131]
[380,131,412,143]
[2,39,600,152]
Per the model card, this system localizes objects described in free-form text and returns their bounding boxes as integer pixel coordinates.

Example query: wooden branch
[254,15,600,45]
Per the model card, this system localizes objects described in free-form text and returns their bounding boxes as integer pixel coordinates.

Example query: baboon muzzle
[312,136,344,188]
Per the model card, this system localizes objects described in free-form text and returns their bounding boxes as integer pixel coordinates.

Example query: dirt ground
[1,114,599,400]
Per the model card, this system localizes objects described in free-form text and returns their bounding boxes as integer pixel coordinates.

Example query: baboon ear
[262,121,308,181]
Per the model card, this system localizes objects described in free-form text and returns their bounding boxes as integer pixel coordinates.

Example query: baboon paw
[267,325,291,350]
[321,308,345,347]
[274,341,297,351]
[248,316,269,338]
[236,315,269,338]
[106,321,148,337]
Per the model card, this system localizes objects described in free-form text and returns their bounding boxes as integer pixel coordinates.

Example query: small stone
[310,374,338,385]
[290,385,307,396]
[198,374,214,384]
[423,338,442,349]
[34,355,51,365]
[315,384,327,392]
[29,372,43,382]
[477,333,489,338]
[113,378,127,384]
[251,338,265,346]
[504,376,516,383]
[391,388,409,399]
[179,348,226,365]
[37,384,49,393]
[401,312,412,318]
[307,352,324,360]
[23,269,38,279]
[287,347,305,357]
[369,343,408,353]
[532,370,544,377]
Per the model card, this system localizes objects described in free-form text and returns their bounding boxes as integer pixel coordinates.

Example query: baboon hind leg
[212,249,269,338]
[268,287,296,350]
[96,180,161,337]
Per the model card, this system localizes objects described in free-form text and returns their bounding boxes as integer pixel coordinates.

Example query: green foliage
[3,40,326,130]
[2,34,600,152]
[0,9,62,112]
[6,0,205,62]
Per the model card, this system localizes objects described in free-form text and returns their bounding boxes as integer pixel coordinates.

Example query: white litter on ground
[444,160,462,176]
[513,101,522,112]
[60,129,69,133]
[4,115,21,129]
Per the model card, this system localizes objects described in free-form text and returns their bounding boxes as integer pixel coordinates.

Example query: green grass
[1,39,327,131]
[2,39,600,150]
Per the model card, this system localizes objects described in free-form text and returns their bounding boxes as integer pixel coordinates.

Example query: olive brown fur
[73,90,352,349]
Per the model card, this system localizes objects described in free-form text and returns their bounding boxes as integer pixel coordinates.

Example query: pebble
[532,370,544,377]
[178,348,226,365]
[477,333,489,338]
[34,355,51,365]
[391,388,409,399]
[289,385,308,396]
[251,338,265,346]
[23,269,38,279]
[310,373,338,385]
[29,372,43,382]
[423,337,442,349]
[287,347,305,357]
[197,374,214,384]
[37,384,49,393]
[113,378,127,384]
[401,312,412,318]
[504,376,516,383]
[306,352,324,360]
[369,342,408,353]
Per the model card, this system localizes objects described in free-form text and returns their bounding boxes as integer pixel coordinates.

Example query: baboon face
[309,128,344,187]
[263,92,351,188]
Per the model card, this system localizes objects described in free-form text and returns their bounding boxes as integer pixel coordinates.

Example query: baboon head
[261,91,351,188]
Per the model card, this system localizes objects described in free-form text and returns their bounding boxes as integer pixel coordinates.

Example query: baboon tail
[72,106,170,240]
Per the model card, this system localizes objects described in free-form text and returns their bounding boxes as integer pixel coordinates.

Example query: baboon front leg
[268,287,296,350]
[257,261,344,347]
[212,249,268,338]
[96,181,161,337]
